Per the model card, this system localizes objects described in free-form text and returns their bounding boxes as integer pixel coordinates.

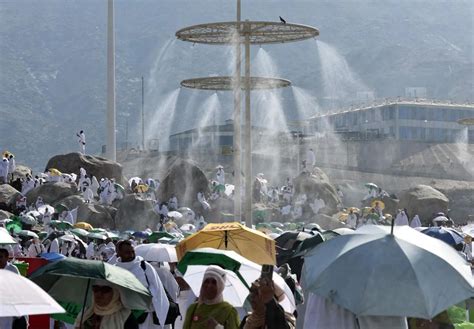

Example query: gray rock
[158,158,210,209]
[52,195,116,229]
[26,182,77,206]
[0,209,13,220]
[399,185,449,225]
[315,214,347,230]
[45,152,123,184]
[12,165,32,180]
[293,167,342,216]
[115,194,158,231]
[0,184,22,210]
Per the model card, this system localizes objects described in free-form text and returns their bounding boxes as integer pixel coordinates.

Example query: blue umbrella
[132,231,151,239]
[420,227,464,247]
[38,252,66,262]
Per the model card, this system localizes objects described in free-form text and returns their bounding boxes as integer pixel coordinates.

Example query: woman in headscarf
[183,265,240,329]
[74,281,139,329]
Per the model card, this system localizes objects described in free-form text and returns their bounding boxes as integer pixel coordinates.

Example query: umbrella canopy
[176,222,276,265]
[48,168,62,176]
[6,220,22,234]
[54,204,69,213]
[70,228,89,238]
[30,258,152,311]
[167,211,183,219]
[0,269,65,317]
[420,227,464,247]
[128,177,142,187]
[74,222,93,231]
[19,214,37,226]
[0,227,18,244]
[136,184,149,193]
[90,228,106,233]
[304,225,474,319]
[365,182,378,189]
[135,243,178,263]
[26,210,42,219]
[275,231,313,250]
[178,248,295,312]
[180,224,196,232]
[87,232,107,240]
[433,215,449,223]
[37,205,55,215]
[370,199,385,210]
[149,231,179,243]
[132,231,151,239]
[18,230,39,239]
[184,265,250,307]
[49,220,73,230]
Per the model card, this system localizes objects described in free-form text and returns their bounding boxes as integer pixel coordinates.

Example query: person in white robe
[82,185,94,203]
[27,238,45,257]
[21,175,35,194]
[8,154,15,181]
[306,148,316,167]
[197,191,211,210]
[77,130,86,154]
[394,209,409,226]
[216,166,225,186]
[0,157,9,184]
[410,214,422,228]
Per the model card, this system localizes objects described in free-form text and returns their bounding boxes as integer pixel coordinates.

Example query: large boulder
[53,195,116,229]
[12,164,33,180]
[434,183,474,224]
[399,185,449,225]
[115,194,158,231]
[0,184,22,211]
[26,182,77,205]
[158,158,210,208]
[0,209,13,220]
[45,152,123,184]
[315,214,347,230]
[293,168,342,216]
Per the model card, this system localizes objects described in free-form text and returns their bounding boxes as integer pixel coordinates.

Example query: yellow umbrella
[135,184,149,193]
[371,200,385,210]
[176,222,276,265]
[48,168,62,176]
[348,207,360,213]
[2,151,13,158]
[337,212,349,222]
[361,207,372,216]
[74,222,93,231]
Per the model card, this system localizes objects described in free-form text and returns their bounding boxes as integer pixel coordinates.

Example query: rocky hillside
[0,0,472,170]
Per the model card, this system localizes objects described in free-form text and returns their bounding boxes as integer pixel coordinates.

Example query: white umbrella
[184,265,251,307]
[167,211,183,219]
[0,269,65,316]
[304,225,474,319]
[37,205,55,215]
[128,177,142,188]
[0,227,17,245]
[59,234,77,243]
[180,224,196,232]
[26,210,42,219]
[135,243,178,263]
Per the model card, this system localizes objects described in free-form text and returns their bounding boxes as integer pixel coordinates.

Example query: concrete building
[306,101,474,143]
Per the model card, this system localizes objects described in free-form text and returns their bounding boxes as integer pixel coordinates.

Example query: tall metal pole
[244,20,252,228]
[106,0,116,161]
[233,0,242,222]
[141,76,145,150]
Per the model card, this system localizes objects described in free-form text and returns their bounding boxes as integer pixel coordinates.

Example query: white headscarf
[198,265,226,305]
[74,280,130,329]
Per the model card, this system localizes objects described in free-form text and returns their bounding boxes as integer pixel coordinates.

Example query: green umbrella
[50,220,74,230]
[70,228,89,238]
[87,232,107,240]
[30,258,152,324]
[105,231,120,240]
[19,214,37,226]
[38,231,48,239]
[18,230,39,239]
[149,231,175,243]
[89,228,106,233]
[54,204,69,213]
[6,221,22,234]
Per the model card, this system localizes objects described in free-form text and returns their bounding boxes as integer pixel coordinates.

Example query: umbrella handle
[390,217,395,235]
[79,278,91,329]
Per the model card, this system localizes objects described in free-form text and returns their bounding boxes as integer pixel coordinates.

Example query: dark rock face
[45,152,123,184]
[158,158,210,209]
[399,185,449,224]
[0,184,22,211]
[115,194,158,231]
[25,182,77,205]
[293,167,342,216]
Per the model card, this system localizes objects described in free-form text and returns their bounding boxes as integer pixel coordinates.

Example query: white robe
[153,265,180,302]
[216,169,225,185]
[303,293,358,329]
[410,215,422,228]
[0,158,9,181]
[306,150,316,166]
[394,212,409,226]
[8,158,15,175]
[115,256,170,328]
